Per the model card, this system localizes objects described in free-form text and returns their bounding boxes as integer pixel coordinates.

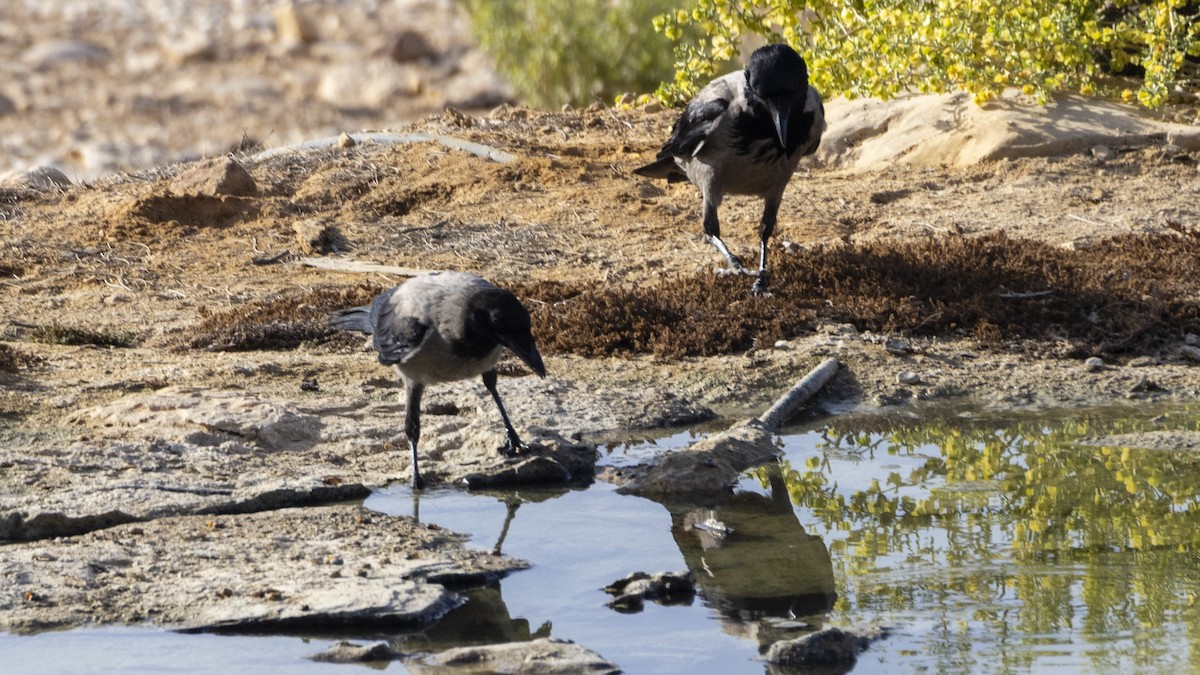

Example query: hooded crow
[634,43,825,295]
[331,271,546,489]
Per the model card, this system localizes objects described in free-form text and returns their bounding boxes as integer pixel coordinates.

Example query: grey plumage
[332,271,546,489]
[635,43,826,295]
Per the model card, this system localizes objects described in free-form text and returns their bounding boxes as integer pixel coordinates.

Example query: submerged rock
[603,570,695,613]
[0,503,524,634]
[422,637,619,674]
[308,640,405,663]
[765,626,889,669]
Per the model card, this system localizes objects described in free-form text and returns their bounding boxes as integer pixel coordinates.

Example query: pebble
[1084,356,1106,372]
[1091,144,1117,162]
[1186,333,1199,346]
[1181,345,1200,362]
[171,157,258,197]
[897,371,921,385]
[336,132,356,148]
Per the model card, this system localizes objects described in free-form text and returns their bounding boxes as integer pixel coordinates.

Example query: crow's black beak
[767,95,792,149]
[503,335,546,377]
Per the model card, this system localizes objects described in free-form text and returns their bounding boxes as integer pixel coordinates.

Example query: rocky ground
[2,0,1200,670]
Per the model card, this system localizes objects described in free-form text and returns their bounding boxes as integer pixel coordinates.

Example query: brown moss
[514,231,1200,359]
[184,284,382,351]
[183,230,1200,359]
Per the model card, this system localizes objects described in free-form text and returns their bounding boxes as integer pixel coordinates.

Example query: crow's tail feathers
[330,306,373,333]
[632,156,688,183]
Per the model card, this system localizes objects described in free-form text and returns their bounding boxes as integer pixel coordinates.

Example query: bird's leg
[403,379,426,490]
[702,196,746,274]
[751,196,781,296]
[482,370,525,457]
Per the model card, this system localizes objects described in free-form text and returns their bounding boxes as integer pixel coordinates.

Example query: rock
[1186,333,1199,346]
[457,434,598,488]
[1084,356,1106,372]
[0,504,523,633]
[603,571,695,612]
[1091,144,1117,162]
[427,638,619,674]
[1183,345,1200,362]
[337,132,356,148]
[0,166,71,191]
[1127,356,1159,367]
[608,421,778,496]
[884,337,914,355]
[380,30,437,63]
[897,371,921,385]
[309,640,404,663]
[766,626,890,668]
[0,92,15,116]
[171,157,258,197]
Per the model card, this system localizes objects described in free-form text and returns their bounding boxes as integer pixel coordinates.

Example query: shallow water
[7,406,1200,673]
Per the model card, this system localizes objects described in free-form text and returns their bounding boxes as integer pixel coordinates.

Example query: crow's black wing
[369,290,429,366]
[659,98,729,160]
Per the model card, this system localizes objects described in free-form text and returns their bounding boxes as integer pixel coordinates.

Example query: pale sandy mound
[818,92,1200,170]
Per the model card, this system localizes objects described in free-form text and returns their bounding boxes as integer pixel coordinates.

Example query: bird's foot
[412,472,427,490]
[750,269,772,296]
[498,435,526,458]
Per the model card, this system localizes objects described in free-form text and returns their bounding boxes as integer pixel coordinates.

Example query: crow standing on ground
[634,43,826,295]
[331,271,546,489]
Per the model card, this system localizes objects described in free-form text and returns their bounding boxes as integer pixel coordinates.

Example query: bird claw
[498,436,526,458]
[750,270,772,296]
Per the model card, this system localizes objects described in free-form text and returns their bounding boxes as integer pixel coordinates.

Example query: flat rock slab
[0,503,524,634]
[416,637,620,674]
[1,383,612,541]
[819,92,1200,171]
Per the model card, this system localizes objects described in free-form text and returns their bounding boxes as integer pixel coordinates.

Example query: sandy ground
[3,0,1200,655]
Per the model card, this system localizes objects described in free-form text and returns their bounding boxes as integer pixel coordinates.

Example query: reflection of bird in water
[665,464,837,643]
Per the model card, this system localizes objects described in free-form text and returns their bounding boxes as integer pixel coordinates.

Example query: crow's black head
[471,287,546,377]
[745,43,809,100]
[745,44,810,150]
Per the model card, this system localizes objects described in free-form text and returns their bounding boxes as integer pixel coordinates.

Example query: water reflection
[394,583,551,654]
[366,407,1200,673]
[663,466,837,625]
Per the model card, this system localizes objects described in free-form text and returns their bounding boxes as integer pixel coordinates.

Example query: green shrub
[463,0,688,108]
[652,0,1200,108]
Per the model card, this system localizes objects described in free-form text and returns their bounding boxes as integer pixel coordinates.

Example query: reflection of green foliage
[462,0,687,108]
[766,409,1200,670]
